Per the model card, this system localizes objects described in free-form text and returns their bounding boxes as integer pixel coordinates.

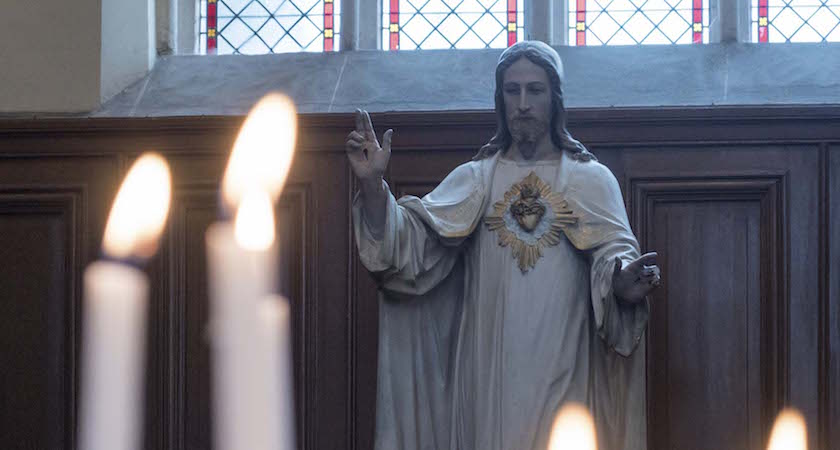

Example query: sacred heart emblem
[485,171,579,272]
[510,185,546,232]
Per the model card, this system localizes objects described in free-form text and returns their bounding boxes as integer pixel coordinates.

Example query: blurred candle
[207,92,297,450]
[221,93,297,215]
[767,408,807,450]
[547,402,598,450]
[79,153,171,450]
[256,295,297,450]
[206,190,279,450]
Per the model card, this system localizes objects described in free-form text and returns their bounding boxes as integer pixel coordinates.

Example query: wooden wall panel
[0,154,118,450]
[0,108,838,450]
[827,145,839,450]
[623,145,821,449]
[632,177,783,450]
[0,190,80,450]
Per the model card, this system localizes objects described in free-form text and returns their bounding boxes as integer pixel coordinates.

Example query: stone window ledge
[90,42,840,118]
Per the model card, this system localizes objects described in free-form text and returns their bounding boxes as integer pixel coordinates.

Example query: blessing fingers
[639,265,662,287]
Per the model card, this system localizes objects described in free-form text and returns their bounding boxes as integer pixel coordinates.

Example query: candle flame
[222,93,297,212]
[234,189,275,251]
[103,153,171,260]
[767,408,807,450]
[547,403,597,450]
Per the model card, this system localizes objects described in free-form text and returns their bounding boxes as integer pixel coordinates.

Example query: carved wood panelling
[0,188,84,450]
[827,146,839,450]
[631,177,786,450]
[0,109,837,450]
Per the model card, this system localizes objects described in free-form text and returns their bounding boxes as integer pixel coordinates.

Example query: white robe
[353,151,648,450]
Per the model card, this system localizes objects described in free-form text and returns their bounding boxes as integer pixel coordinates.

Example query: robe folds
[353,151,649,450]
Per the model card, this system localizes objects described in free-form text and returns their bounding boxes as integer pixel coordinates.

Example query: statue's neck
[507,133,559,162]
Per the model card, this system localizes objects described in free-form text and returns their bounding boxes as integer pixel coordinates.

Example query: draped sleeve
[561,158,649,357]
[560,156,650,450]
[352,159,488,296]
[352,157,493,450]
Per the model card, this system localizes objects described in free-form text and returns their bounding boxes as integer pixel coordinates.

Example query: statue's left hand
[612,252,661,304]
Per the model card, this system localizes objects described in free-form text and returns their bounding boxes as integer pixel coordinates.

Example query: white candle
[207,92,298,450]
[256,295,296,450]
[547,402,598,450]
[767,408,807,450]
[79,153,171,450]
[206,191,279,450]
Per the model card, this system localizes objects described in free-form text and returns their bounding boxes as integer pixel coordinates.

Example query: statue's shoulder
[565,152,617,190]
[420,158,486,204]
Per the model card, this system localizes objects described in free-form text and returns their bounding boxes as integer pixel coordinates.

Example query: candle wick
[98,251,148,270]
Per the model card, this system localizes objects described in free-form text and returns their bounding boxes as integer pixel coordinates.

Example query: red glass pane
[325,3,333,14]
[508,0,516,11]
[325,15,333,28]
[577,30,585,45]
[390,12,399,24]
[758,26,768,42]
[693,31,702,43]
[577,0,586,13]
[759,6,767,16]
[508,12,516,22]
[577,12,585,22]
[508,31,516,46]
[694,10,702,22]
[390,33,399,50]
[207,0,217,53]
[325,38,333,51]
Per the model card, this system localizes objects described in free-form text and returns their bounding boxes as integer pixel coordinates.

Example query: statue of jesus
[347,40,661,450]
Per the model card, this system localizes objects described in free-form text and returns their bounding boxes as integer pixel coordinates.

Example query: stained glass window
[569,0,709,45]
[199,0,340,54]
[752,0,840,42]
[382,0,525,50]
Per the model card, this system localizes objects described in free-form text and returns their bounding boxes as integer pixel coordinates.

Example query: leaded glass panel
[199,0,341,54]
[382,0,525,50]
[569,0,709,45]
[752,0,840,42]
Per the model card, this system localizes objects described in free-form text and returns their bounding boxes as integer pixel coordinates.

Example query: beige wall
[0,0,101,112]
[0,0,155,113]
[101,0,156,102]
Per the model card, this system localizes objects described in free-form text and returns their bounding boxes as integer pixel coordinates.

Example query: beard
[509,116,549,144]
[508,115,549,159]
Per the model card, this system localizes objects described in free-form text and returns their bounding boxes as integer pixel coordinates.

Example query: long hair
[474,41,595,162]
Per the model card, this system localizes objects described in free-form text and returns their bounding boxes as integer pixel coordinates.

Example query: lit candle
[206,93,298,450]
[547,402,598,450]
[79,153,172,450]
[767,408,807,450]
[221,93,297,215]
[256,294,296,450]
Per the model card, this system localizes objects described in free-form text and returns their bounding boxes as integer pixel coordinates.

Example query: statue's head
[475,40,594,161]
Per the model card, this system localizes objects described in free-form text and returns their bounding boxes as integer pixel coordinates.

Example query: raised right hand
[346,109,392,186]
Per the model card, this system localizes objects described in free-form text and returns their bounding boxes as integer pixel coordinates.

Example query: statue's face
[502,57,551,145]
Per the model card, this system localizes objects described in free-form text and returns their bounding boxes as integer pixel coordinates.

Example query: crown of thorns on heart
[511,185,546,218]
